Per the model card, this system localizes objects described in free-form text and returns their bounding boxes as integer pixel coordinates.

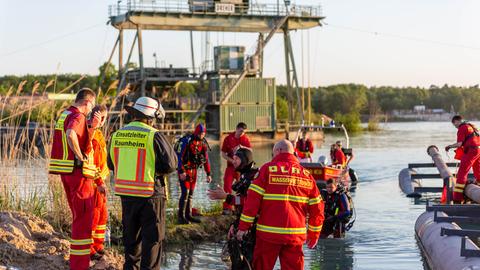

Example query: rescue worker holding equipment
[208,148,258,270]
[87,105,109,259]
[236,140,324,270]
[176,123,212,224]
[320,178,352,238]
[221,122,252,214]
[295,130,314,162]
[48,88,97,270]
[445,115,480,203]
[107,97,177,270]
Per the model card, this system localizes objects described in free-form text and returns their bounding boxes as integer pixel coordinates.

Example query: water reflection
[308,238,355,270]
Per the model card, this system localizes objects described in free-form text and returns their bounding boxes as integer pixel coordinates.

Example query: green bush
[334,112,362,133]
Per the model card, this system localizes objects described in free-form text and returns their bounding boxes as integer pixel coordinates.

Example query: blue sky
[1,0,479,87]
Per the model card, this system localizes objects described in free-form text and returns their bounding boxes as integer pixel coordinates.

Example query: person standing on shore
[48,88,97,270]
[236,140,324,270]
[87,105,109,259]
[221,122,251,214]
[108,97,177,270]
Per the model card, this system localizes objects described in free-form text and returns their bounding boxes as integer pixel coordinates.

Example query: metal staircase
[219,13,290,105]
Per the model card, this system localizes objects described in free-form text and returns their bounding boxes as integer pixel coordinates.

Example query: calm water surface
[164,122,465,270]
[3,122,468,269]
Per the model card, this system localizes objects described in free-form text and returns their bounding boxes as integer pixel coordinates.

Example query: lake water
[163,121,464,270]
[2,121,466,269]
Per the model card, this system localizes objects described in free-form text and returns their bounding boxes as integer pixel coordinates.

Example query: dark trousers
[320,219,345,239]
[121,196,166,270]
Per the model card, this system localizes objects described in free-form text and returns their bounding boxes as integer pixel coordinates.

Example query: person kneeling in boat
[295,130,314,162]
[320,179,351,239]
[208,148,258,270]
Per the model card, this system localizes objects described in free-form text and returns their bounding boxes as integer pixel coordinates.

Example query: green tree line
[277,83,480,120]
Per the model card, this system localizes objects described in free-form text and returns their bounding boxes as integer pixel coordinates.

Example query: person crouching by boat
[320,179,351,239]
[330,141,347,168]
[295,130,314,163]
[208,148,258,270]
[177,124,212,224]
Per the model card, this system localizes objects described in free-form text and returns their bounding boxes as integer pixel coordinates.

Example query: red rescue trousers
[91,184,108,255]
[223,166,239,210]
[253,238,305,270]
[61,169,95,270]
[454,147,480,202]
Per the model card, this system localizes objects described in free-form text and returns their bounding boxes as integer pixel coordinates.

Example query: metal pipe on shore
[427,145,454,203]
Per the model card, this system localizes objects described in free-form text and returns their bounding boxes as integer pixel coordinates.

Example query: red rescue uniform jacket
[295,139,314,159]
[457,123,480,148]
[221,133,251,167]
[238,153,324,245]
[332,149,347,167]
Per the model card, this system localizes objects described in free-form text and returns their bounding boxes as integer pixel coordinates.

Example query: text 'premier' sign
[215,3,235,14]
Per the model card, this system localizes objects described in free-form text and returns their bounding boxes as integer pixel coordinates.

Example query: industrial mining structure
[106,0,323,139]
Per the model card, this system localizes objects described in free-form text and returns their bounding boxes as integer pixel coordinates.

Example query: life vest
[175,134,209,169]
[92,129,110,180]
[296,139,312,159]
[321,189,353,223]
[49,110,76,174]
[459,122,480,147]
[109,121,157,198]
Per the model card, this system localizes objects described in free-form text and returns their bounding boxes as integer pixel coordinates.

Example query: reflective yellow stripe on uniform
[92,233,105,239]
[263,193,309,203]
[308,224,323,232]
[456,183,465,188]
[70,249,91,255]
[96,225,107,230]
[240,214,255,223]
[454,188,465,193]
[256,224,307,235]
[249,184,265,196]
[70,238,93,245]
[308,196,322,205]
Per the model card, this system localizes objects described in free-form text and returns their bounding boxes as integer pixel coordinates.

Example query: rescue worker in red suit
[295,130,314,162]
[48,88,97,270]
[87,105,109,259]
[331,141,347,168]
[221,122,251,214]
[445,115,480,203]
[177,124,212,224]
[236,140,324,270]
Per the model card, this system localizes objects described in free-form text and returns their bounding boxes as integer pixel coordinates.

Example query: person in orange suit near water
[295,130,314,162]
[445,115,480,203]
[87,105,109,259]
[236,140,324,270]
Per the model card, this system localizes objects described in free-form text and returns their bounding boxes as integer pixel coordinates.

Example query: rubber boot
[177,199,190,225]
[185,195,201,223]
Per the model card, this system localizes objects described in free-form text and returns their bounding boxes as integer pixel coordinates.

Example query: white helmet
[126,97,165,119]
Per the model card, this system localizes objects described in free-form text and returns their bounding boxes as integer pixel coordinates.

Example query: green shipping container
[224,78,276,104]
[220,104,276,132]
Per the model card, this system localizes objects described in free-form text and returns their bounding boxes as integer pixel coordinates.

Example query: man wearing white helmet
[107,97,176,270]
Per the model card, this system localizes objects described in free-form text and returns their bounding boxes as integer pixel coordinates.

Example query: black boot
[178,199,190,225]
[185,195,201,224]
